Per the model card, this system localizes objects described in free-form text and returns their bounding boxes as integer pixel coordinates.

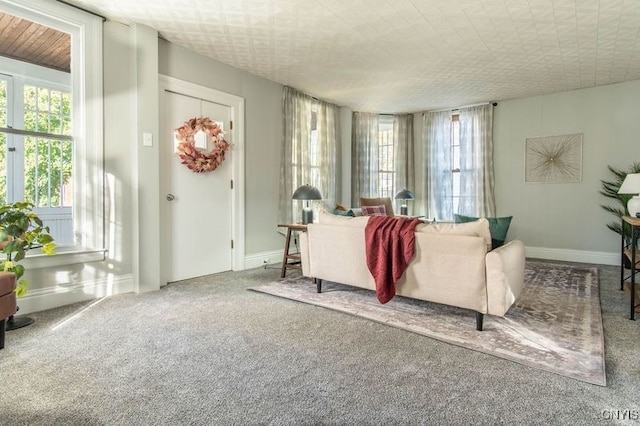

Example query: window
[377,116,395,199]
[290,108,321,190]
[280,86,338,224]
[0,69,74,246]
[308,108,320,188]
[451,114,460,215]
[352,112,413,207]
[422,104,495,221]
[0,0,104,263]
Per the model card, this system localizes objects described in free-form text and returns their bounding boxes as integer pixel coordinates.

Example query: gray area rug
[251,261,606,386]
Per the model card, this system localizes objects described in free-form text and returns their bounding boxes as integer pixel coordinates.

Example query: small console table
[620,215,640,320]
[278,223,307,278]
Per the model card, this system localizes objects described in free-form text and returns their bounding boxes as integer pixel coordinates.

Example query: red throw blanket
[365,215,422,304]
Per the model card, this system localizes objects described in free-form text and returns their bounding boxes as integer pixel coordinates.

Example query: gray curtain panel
[393,114,415,212]
[421,104,495,221]
[278,86,338,224]
[422,110,453,221]
[351,112,379,206]
[458,104,496,217]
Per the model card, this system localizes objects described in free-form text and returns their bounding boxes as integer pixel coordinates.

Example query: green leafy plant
[0,202,56,297]
[600,162,640,242]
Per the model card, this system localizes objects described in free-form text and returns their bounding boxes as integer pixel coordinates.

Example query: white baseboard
[525,246,619,266]
[244,249,284,270]
[15,274,134,315]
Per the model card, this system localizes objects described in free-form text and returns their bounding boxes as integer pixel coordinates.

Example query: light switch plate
[142,132,153,147]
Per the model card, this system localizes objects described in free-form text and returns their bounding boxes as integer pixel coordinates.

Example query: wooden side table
[621,215,640,320]
[278,223,308,278]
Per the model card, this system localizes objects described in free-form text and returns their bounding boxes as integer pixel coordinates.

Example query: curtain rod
[57,1,107,21]
[428,101,497,113]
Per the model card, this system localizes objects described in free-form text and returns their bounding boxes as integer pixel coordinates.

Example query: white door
[161,90,233,282]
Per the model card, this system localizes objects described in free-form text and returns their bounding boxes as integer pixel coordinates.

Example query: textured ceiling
[66,0,640,113]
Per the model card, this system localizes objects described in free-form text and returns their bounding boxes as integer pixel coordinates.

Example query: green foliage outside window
[0,83,72,207]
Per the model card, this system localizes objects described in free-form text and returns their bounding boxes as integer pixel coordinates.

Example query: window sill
[19,248,107,270]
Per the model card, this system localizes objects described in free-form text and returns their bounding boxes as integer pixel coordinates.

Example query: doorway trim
[159,75,245,272]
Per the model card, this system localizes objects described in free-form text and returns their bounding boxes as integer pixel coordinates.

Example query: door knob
[166,193,175,201]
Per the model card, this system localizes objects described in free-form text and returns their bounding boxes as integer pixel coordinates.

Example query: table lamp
[394,189,415,216]
[618,173,640,218]
[292,184,322,224]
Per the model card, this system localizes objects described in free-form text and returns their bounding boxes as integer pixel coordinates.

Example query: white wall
[493,79,640,264]
[16,20,136,314]
[408,81,640,264]
[157,40,284,258]
[130,24,161,292]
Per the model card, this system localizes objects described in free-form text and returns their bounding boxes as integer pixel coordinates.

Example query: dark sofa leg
[0,318,5,349]
[316,279,322,293]
[475,312,484,331]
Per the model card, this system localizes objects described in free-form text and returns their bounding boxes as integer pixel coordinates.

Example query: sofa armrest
[299,231,311,277]
[485,240,526,316]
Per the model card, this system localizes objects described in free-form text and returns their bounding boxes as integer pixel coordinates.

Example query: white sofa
[299,212,526,330]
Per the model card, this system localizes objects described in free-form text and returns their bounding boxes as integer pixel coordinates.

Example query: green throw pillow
[333,208,355,217]
[454,214,513,249]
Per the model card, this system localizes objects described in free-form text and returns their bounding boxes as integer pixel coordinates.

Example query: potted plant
[600,162,640,267]
[0,202,56,297]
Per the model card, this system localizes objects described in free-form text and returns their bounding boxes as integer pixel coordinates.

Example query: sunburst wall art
[524,133,583,183]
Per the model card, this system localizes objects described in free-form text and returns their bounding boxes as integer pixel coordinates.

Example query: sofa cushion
[360,197,394,216]
[332,208,355,217]
[361,204,387,216]
[418,218,492,251]
[454,214,513,249]
[318,211,370,227]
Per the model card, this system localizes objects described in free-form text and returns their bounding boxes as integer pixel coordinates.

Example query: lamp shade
[618,173,640,195]
[292,184,322,224]
[292,184,322,200]
[394,189,415,200]
[618,173,640,217]
[394,189,415,215]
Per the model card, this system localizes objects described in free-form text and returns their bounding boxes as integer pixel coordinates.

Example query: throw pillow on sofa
[419,218,492,252]
[454,214,513,249]
[361,204,387,216]
[360,197,394,216]
[332,208,355,217]
[319,211,370,227]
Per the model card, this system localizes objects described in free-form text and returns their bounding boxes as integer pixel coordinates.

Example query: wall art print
[524,133,583,183]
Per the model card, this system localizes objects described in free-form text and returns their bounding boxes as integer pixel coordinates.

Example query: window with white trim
[308,108,320,188]
[451,114,461,215]
[0,70,74,246]
[377,116,395,199]
[0,1,104,260]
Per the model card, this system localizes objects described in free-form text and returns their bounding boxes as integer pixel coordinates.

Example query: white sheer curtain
[351,112,379,205]
[458,104,496,217]
[422,104,495,221]
[278,86,338,224]
[393,114,414,199]
[422,110,452,221]
[315,100,338,214]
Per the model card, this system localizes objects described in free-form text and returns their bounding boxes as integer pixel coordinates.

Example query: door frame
[159,75,245,273]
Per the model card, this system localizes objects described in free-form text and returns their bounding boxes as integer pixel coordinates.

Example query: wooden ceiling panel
[0,13,70,73]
